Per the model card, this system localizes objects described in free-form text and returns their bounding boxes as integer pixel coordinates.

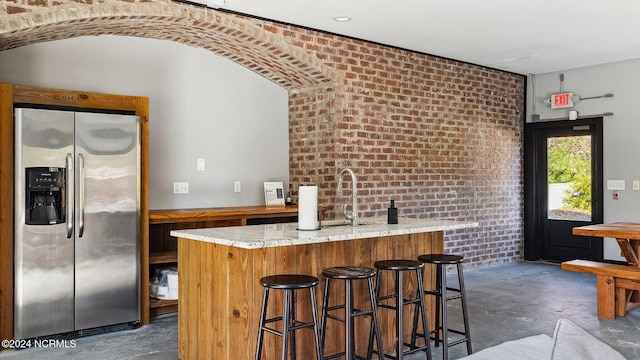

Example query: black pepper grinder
[387,200,398,224]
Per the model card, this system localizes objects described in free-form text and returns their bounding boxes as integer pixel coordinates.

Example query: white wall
[527,59,640,261]
[0,36,290,209]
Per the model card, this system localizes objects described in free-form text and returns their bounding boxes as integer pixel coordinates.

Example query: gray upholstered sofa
[459,319,626,360]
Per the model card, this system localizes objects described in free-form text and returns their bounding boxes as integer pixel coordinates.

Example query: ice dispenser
[25,167,66,225]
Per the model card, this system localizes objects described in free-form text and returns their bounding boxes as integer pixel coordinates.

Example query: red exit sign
[551,92,574,109]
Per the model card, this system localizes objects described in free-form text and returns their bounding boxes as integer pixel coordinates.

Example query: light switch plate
[633,181,640,191]
[607,180,625,191]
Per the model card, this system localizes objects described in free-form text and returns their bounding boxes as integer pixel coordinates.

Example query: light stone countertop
[171,217,478,249]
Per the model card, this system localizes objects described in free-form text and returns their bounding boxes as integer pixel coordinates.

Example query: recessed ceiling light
[333,16,352,22]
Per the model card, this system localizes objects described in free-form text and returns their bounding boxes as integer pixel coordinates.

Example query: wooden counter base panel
[177,231,443,360]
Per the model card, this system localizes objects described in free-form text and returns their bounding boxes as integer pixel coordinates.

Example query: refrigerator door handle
[78,152,85,238]
[66,153,74,239]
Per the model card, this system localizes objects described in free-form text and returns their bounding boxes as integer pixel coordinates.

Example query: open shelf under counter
[149,298,178,317]
[145,205,301,321]
[149,250,177,265]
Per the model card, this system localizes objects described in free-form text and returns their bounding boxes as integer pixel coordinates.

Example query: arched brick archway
[0,2,337,90]
[0,0,340,201]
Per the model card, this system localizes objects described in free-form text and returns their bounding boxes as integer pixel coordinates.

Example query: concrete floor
[1,261,639,359]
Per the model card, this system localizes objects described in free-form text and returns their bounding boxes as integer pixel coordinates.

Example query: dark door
[524,118,603,262]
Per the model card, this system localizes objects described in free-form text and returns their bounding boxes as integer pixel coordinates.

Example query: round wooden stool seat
[260,274,319,289]
[374,259,424,271]
[322,266,375,280]
[418,254,464,265]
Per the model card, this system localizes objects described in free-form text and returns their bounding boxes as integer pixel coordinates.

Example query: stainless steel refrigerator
[14,107,141,339]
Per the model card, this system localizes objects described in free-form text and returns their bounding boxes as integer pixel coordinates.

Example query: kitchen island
[172,217,477,360]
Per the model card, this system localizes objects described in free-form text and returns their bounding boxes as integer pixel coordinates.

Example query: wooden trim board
[0,84,15,343]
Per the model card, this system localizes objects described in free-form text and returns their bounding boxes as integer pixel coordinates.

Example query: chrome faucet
[337,168,358,226]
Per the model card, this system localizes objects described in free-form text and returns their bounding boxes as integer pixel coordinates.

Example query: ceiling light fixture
[333,16,352,22]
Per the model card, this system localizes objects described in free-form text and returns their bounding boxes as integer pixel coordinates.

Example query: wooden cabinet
[146,206,299,318]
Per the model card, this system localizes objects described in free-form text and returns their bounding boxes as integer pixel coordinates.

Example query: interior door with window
[524,118,603,262]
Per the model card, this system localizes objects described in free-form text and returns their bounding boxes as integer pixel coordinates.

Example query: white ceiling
[212,0,640,75]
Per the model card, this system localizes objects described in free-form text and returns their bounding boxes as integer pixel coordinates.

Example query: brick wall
[0,0,525,268]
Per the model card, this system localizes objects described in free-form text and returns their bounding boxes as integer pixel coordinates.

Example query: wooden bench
[561,259,640,319]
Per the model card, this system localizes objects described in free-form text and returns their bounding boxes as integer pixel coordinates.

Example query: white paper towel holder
[296,209,322,231]
[297,185,320,230]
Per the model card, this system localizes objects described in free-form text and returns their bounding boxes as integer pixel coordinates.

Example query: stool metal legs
[255,286,322,360]
[320,274,384,360]
[309,287,323,360]
[456,263,472,355]
[366,277,385,360]
[412,259,472,360]
[256,286,270,360]
[311,287,323,360]
[435,262,472,359]
[372,267,432,360]
[282,289,294,360]
[436,262,472,356]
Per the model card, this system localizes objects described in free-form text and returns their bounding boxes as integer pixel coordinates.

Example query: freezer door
[14,108,75,339]
[74,112,141,330]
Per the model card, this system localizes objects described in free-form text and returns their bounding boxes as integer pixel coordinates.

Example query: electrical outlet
[173,182,189,194]
[197,158,205,171]
[234,181,241,193]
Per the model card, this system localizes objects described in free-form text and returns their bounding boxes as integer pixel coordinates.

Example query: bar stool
[370,260,432,360]
[320,266,384,360]
[413,254,472,360]
[255,274,323,360]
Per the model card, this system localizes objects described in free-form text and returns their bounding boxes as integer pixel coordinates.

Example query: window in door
[547,134,592,222]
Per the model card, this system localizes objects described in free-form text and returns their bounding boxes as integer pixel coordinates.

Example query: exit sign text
[551,92,574,109]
